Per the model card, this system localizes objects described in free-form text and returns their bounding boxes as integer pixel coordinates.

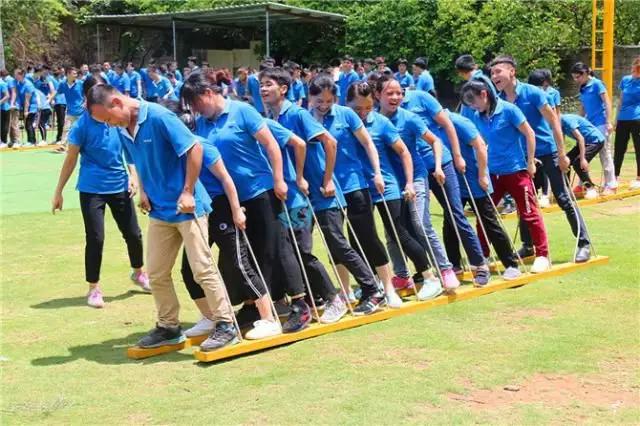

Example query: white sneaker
[0,143,7,149]
[341,290,357,304]
[502,266,522,281]
[630,180,640,190]
[37,141,47,147]
[385,291,403,308]
[417,278,443,301]
[538,195,550,208]
[55,140,65,145]
[184,317,215,337]
[530,256,551,274]
[245,319,282,340]
[584,188,598,200]
[12,143,22,149]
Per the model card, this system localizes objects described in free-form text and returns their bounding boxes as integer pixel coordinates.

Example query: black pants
[0,109,9,143]
[79,191,144,283]
[519,152,590,249]
[377,198,430,273]
[566,143,604,187]
[614,119,640,177]
[344,189,388,268]
[316,208,378,297]
[38,109,52,142]
[533,163,549,195]
[180,195,266,304]
[25,112,37,143]
[270,206,310,300]
[453,196,518,269]
[54,104,66,142]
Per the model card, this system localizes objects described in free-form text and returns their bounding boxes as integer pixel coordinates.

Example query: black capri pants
[344,189,388,268]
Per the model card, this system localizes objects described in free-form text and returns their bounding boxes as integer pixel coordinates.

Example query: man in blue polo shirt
[15,68,39,146]
[55,67,85,151]
[125,62,142,99]
[490,55,591,263]
[337,55,360,106]
[413,57,435,96]
[86,84,239,351]
[394,58,414,89]
[110,63,131,96]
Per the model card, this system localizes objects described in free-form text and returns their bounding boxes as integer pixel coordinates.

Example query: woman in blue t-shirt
[613,57,640,189]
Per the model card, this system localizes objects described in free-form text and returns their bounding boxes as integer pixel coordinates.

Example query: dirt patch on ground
[494,308,555,331]
[448,372,639,412]
[592,200,640,217]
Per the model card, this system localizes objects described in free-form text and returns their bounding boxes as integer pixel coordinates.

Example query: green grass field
[1,149,639,425]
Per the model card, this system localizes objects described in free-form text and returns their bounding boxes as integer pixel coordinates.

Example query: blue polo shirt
[16,79,38,113]
[34,76,54,96]
[338,70,360,105]
[57,79,84,116]
[235,78,248,98]
[4,76,16,94]
[402,90,452,171]
[118,101,211,222]
[545,87,561,108]
[471,99,528,176]
[127,71,141,98]
[287,79,306,104]
[111,73,131,94]
[174,69,183,82]
[416,70,435,93]
[316,104,368,194]
[449,111,493,198]
[499,80,557,157]
[200,136,225,199]
[618,75,640,121]
[68,111,128,194]
[0,80,9,112]
[248,74,264,114]
[198,100,273,203]
[358,111,402,203]
[385,107,429,186]
[560,114,605,145]
[394,72,413,89]
[461,70,497,120]
[53,76,66,105]
[273,99,345,212]
[139,68,157,99]
[579,77,608,126]
[154,77,176,101]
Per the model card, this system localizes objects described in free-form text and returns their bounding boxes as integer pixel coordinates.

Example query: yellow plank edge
[192,255,609,363]
[0,145,62,153]
[127,339,192,359]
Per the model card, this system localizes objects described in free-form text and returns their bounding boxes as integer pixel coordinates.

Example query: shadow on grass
[30,290,146,309]
[30,331,194,366]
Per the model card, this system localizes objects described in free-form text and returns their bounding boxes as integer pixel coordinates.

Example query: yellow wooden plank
[192,256,609,363]
[127,339,192,359]
[0,145,62,153]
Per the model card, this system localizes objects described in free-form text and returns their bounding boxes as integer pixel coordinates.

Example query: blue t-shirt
[416,70,435,93]
[359,111,402,203]
[127,71,141,98]
[0,80,9,112]
[402,90,452,171]
[53,76,66,105]
[618,75,640,121]
[197,100,273,203]
[337,70,360,105]
[545,87,561,108]
[235,78,248,98]
[57,79,84,116]
[316,104,368,194]
[470,99,528,175]
[68,111,128,194]
[579,77,608,127]
[394,72,413,89]
[449,111,493,199]
[248,74,264,114]
[385,107,429,186]
[16,79,38,113]
[499,80,557,157]
[200,136,225,199]
[111,73,131,94]
[273,100,345,212]
[118,101,212,223]
[154,76,177,101]
[561,114,605,145]
[287,79,306,104]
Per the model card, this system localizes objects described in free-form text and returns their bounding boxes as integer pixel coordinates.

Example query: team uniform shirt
[358,111,402,203]
[471,99,528,176]
[272,99,346,212]
[560,114,605,145]
[153,76,177,101]
[139,68,157,99]
[394,72,414,89]
[110,73,131,95]
[25,73,34,83]
[287,79,306,104]
[617,75,640,121]
[174,69,183,82]
[15,79,38,113]
[68,111,129,194]
[53,76,66,105]
[415,70,435,93]
[0,80,9,112]
[461,70,497,120]
[34,76,55,98]
[4,76,16,107]
[448,111,493,198]
[499,80,557,158]
[127,71,142,98]
[545,87,561,109]
[197,100,273,203]
[247,73,264,114]
[234,78,248,98]
[579,77,608,127]
[316,104,368,194]
[337,70,360,105]
[384,107,429,186]
[118,101,211,222]
[199,136,225,199]
[105,69,116,84]
[402,90,452,171]
[56,79,84,116]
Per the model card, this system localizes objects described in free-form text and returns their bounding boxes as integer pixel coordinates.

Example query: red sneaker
[392,275,414,290]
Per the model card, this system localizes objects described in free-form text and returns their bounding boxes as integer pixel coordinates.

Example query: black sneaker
[235,304,260,330]
[282,299,311,333]
[274,299,291,318]
[353,292,386,316]
[137,324,185,348]
[200,321,239,352]
[305,295,326,311]
[412,272,425,285]
[517,245,535,259]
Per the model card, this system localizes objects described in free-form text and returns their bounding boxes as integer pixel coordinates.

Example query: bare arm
[255,125,287,200]
[316,131,337,196]
[518,121,537,176]
[287,133,308,194]
[176,141,203,214]
[422,130,445,184]
[434,110,465,172]
[52,145,80,213]
[390,138,415,198]
[469,135,490,191]
[572,129,589,172]
[210,159,246,229]
[601,91,613,130]
[353,126,384,193]
[47,81,56,104]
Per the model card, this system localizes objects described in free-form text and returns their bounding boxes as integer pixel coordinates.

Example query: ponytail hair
[346,81,373,103]
[460,79,497,116]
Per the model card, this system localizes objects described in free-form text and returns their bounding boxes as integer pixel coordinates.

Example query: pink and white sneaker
[440,268,460,290]
[130,271,151,292]
[87,288,105,308]
[392,275,414,290]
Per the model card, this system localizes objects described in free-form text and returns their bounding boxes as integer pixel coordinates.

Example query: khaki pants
[62,115,79,145]
[147,216,233,328]
[9,109,19,143]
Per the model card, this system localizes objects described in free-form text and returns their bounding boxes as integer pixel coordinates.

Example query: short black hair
[259,67,292,93]
[397,58,409,66]
[342,55,354,63]
[454,54,477,72]
[309,74,337,97]
[86,84,117,110]
[527,69,547,87]
[413,57,429,70]
[489,55,517,69]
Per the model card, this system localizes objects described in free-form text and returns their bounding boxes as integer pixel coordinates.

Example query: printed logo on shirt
[143,139,152,144]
